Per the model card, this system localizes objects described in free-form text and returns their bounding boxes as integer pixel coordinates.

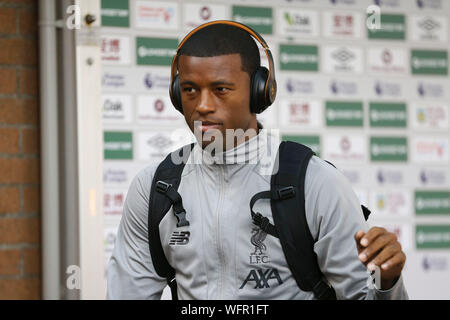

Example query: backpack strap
[249,141,370,299]
[148,143,195,300]
[270,141,337,300]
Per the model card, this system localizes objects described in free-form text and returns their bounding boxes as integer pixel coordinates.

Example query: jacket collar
[188,125,280,179]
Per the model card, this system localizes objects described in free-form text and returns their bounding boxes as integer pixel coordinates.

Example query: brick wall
[0,0,41,299]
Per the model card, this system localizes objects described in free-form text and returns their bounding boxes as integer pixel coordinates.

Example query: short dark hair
[177,24,261,78]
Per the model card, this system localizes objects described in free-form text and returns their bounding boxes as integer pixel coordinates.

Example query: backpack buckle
[156,181,172,194]
[175,210,190,228]
[253,212,270,233]
[277,186,295,200]
[252,212,263,225]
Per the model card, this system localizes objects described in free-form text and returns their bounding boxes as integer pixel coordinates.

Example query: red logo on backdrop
[104,194,110,207]
[437,144,444,156]
[102,39,120,54]
[154,99,165,112]
[382,50,393,65]
[114,194,124,206]
[346,15,353,26]
[417,141,445,158]
[334,15,341,27]
[332,14,354,36]
[340,136,351,152]
[104,193,124,208]
[290,103,309,116]
[164,11,171,22]
[334,15,353,27]
[302,104,309,114]
[200,6,211,20]
[426,106,446,126]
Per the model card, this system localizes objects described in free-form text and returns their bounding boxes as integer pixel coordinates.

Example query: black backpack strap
[250,191,279,238]
[148,143,195,300]
[361,205,371,221]
[270,141,337,300]
[249,184,300,238]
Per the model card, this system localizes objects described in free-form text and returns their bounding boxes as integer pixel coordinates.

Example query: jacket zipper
[216,165,226,299]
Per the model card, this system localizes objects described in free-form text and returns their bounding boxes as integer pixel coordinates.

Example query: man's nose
[196,89,215,114]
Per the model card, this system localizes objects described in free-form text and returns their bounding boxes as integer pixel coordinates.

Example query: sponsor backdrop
[100,0,450,299]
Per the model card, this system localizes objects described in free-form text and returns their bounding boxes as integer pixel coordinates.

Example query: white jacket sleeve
[106,165,167,300]
[304,156,409,300]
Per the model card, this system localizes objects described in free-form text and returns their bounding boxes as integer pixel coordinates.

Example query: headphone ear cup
[171,74,183,114]
[250,67,269,114]
[267,78,277,106]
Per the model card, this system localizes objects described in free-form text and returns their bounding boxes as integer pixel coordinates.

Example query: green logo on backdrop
[104,131,133,160]
[284,13,295,26]
[370,103,407,128]
[415,191,450,215]
[232,6,273,34]
[368,14,405,40]
[136,37,178,66]
[370,137,408,162]
[282,135,321,157]
[101,0,129,28]
[326,101,364,127]
[411,50,448,75]
[279,45,318,71]
[416,225,450,249]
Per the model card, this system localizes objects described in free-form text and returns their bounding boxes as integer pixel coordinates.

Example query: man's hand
[355,227,406,290]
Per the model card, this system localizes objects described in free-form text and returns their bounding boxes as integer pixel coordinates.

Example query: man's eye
[216,87,229,93]
[183,87,196,93]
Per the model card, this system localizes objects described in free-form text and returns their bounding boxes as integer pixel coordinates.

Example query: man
[106,22,408,300]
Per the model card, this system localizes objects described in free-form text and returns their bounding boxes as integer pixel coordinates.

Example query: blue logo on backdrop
[375,82,382,96]
[330,80,358,96]
[420,169,446,185]
[286,78,314,95]
[144,74,153,89]
[417,82,444,98]
[423,256,448,271]
[377,169,403,185]
[331,81,338,94]
[417,0,442,9]
[330,0,356,5]
[374,0,400,7]
[418,83,425,97]
[142,73,170,91]
[375,81,401,97]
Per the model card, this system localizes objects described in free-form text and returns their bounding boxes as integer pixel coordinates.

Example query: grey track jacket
[106,130,409,300]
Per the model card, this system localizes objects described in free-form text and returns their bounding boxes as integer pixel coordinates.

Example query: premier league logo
[144,74,153,89]
[331,81,339,94]
[375,82,383,96]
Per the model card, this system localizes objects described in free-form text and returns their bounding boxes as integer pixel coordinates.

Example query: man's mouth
[195,120,223,133]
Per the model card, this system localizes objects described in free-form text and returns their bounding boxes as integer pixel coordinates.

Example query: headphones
[169,20,277,115]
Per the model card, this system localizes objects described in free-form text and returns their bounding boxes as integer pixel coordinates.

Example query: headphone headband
[170,20,276,113]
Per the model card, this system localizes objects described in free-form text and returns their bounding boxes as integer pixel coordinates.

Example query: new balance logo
[239,268,283,289]
[169,231,190,246]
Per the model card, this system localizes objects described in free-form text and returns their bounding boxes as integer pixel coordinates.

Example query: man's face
[178,53,257,150]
